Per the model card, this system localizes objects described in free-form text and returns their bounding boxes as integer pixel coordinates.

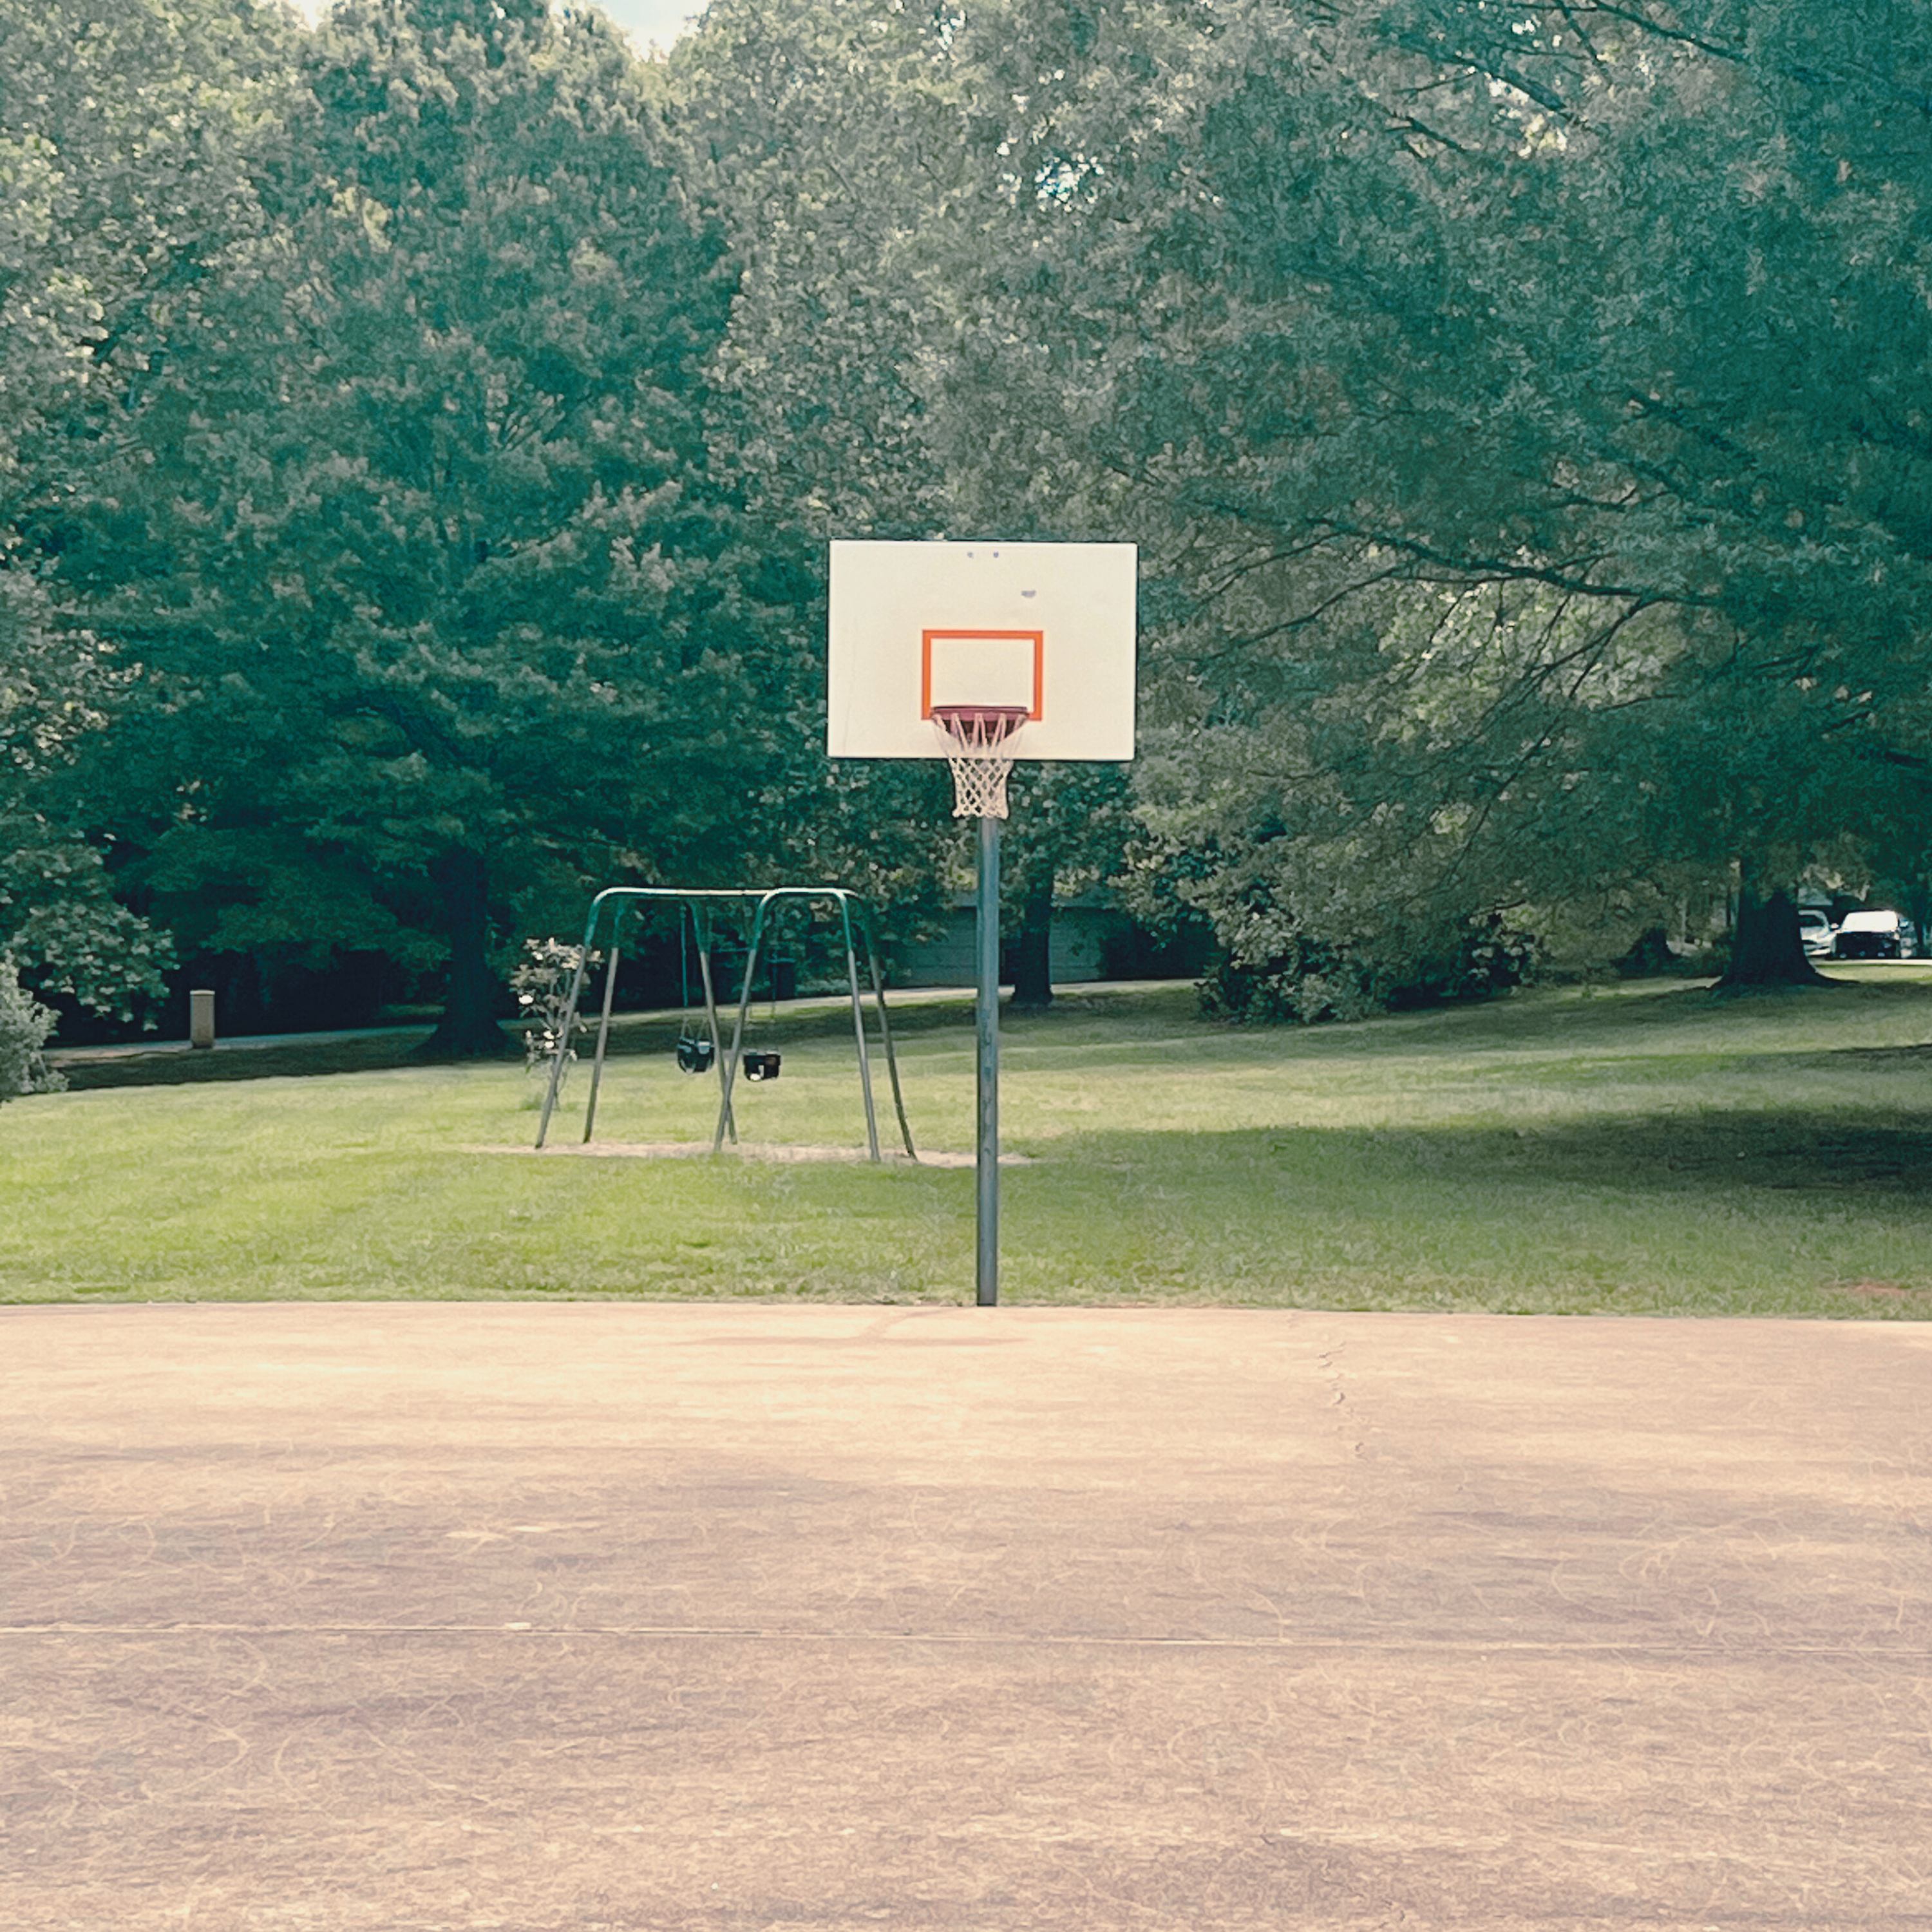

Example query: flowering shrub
[511,937,595,1075]
[0,961,64,1103]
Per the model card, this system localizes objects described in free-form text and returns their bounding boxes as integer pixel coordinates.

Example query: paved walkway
[3,1304,1927,1931]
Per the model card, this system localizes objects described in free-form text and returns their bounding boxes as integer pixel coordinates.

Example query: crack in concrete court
[1,1303,1927,1931]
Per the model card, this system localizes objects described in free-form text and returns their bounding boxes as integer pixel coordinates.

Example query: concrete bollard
[189,989,216,1050]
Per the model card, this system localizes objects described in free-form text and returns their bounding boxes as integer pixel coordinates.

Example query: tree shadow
[1430,1108,1932,1195]
[51,1032,437,1090]
[1109,1106,1932,1199]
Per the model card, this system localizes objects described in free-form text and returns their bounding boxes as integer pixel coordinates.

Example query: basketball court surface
[5,1303,1927,1931]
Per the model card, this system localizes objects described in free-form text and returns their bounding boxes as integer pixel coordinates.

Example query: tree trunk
[1009,886,1054,1010]
[1616,924,1675,978]
[1908,879,1932,962]
[415,848,512,1057]
[1716,875,1833,989]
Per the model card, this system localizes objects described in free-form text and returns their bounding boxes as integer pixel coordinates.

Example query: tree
[0,571,175,1018]
[0,0,281,1025]
[901,0,1932,994]
[0,0,290,538]
[67,0,777,1054]
[652,0,1932,1012]
[661,0,976,543]
[666,0,1153,990]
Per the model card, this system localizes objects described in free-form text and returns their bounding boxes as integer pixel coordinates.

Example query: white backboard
[828,540,1137,761]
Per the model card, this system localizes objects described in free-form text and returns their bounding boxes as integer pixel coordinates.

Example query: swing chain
[676,905,715,1074]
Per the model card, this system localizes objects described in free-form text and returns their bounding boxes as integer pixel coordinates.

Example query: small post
[976,813,1001,1305]
[189,990,216,1050]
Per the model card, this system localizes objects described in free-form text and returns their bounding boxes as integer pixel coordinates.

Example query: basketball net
[932,706,1028,819]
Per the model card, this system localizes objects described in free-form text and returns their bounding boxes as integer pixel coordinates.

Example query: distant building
[890,892,1211,989]
[891,893,1130,988]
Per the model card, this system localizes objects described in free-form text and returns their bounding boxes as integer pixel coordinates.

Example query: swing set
[533,886,916,1162]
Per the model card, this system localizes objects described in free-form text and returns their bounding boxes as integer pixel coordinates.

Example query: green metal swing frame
[533,886,916,1162]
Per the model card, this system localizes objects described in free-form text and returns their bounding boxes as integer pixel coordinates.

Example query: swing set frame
[533,886,916,1162]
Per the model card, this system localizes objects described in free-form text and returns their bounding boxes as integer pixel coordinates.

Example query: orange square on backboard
[920,629,1045,720]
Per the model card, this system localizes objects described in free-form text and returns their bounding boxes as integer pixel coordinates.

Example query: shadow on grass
[52,1032,439,1089]
[1029,1113,1932,1312]
[1250,976,1911,1057]
[1314,1108,1932,1195]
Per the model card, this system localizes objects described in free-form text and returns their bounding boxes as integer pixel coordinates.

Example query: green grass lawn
[9,972,1932,1314]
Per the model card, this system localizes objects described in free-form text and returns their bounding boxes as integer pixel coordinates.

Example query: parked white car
[1798,909,1835,957]
[1833,910,1915,960]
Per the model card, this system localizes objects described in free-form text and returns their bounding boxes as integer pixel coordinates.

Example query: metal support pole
[858,902,917,1161]
[839,900,883,1162]
[580,942,622,1143]
[534,937,596,1150]
[694,911,735,1145]
[976,812,1001,1306]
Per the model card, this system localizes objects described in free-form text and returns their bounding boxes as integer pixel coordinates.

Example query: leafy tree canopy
[0,0,283,1016]
[63,0,786,1052]
[857,0,1932,991]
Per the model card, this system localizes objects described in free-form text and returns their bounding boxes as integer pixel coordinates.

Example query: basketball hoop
[932,705,1028,819]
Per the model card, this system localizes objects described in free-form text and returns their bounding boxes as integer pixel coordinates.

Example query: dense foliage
[0,0,279,1020]
[6,0,1930,1040]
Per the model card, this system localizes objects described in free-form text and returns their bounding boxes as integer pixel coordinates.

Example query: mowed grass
[8,972,1932,1314]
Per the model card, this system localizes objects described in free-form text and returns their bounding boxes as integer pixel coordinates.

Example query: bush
[1198,933,1371,1023]
[1199,914,1539,1025]
[1383,914,1541,1011]
[511,937,592,1075]
[1,961,64,1102]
